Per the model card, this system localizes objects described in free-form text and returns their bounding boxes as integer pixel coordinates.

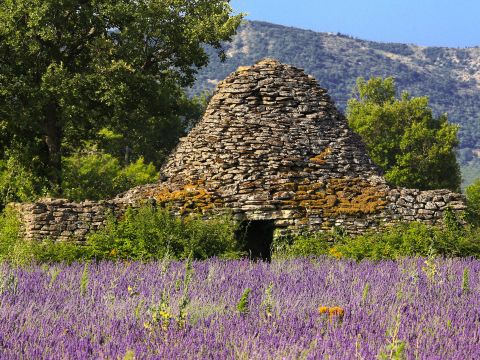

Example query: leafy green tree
[62,148,158,201]
[0,155,46,210]
[0,0,243,191]
[347,77,461,191]
[465,179,480,224]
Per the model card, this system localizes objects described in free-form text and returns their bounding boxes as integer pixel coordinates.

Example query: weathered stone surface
[11,199,123,241]
[12,59,466,241]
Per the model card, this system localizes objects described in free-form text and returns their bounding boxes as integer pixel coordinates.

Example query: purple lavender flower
[0,258,478,359]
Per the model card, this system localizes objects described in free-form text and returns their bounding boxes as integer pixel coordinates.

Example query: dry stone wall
[12,199,124,241]
[12,59,466,241]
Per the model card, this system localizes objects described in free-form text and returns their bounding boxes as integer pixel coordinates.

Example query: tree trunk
[43,101,63,193]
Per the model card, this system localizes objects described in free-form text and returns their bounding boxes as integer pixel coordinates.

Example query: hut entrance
[239,220,274,261]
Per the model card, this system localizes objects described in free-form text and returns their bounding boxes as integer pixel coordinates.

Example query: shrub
[274,219,480,261]
[86,206,242,261]
[272,232,331,258]
[0,208,25,263]
[27,241,90,264]
[62,151,123,201]
[120,158,158,188]
[332,223,436,261]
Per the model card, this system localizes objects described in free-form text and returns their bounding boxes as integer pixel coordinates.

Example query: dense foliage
[87,207,242,261]
[0,149,160,209]
[347,77,461,191]
[0,258,478,358]
[275,220,480,261]
[0,0,242,192]
[465,179,480,224]
[0,155,46,207]
[62,150,158,201]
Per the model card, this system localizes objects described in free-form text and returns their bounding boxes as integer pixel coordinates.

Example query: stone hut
[13,59,466,253]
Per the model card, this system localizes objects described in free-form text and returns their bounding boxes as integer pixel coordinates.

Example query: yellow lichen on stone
[298,218,310,225]
[323,179,387,216]
[236,66,251,72]
[278,183,296,191]
[284,178,387,218]
[153,182,220,215]
[310,147,332,165]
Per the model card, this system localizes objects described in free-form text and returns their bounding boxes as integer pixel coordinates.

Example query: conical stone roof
[123,58,450,234]
[162,58,380,186]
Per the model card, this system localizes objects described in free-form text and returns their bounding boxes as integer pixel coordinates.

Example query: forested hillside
[191,21,480,186]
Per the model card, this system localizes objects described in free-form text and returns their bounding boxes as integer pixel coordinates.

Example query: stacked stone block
[12,199,123,241]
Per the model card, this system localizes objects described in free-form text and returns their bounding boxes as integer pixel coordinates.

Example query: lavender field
[0,258,479,359]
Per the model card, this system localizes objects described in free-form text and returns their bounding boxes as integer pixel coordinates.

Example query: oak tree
[347,77,461,191]
[0,0,242,191]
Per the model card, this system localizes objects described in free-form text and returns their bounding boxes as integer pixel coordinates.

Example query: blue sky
[230,0,479,48]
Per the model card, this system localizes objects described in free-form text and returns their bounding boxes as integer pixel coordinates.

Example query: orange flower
[319,306,345,323]
[329,247,343,259]
[319,306,329,314]
[329,306,345,318]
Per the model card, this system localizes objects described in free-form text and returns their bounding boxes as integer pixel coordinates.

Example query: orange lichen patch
[276,182,297,191]
[283,178,387,217]
[310,147,332,165]
[299,199,325,210]
[151,182,220,215]
[183,184,198,192]
[324,195,338,208]
[323,178,387,216]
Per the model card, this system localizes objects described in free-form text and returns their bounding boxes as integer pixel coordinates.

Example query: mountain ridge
[191,20,480,186]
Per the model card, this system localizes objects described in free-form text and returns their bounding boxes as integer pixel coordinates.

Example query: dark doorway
[238,220,275,261]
